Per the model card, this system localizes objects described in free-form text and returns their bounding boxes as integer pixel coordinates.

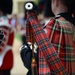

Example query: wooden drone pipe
[25,2,38,75]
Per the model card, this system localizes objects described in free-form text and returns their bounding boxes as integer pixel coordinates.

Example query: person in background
[10,14,18,32]
[18,13,26,45]
[0,0,14,75]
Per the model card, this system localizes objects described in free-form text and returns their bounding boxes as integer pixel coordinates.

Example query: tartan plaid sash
[26,11,68,75]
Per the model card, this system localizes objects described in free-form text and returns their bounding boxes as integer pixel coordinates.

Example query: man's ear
[55,0,59,6]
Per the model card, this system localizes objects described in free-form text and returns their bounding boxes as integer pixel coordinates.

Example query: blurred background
[10,0,45,75]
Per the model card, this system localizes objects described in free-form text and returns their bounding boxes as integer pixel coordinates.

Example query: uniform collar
[55,12,75,25]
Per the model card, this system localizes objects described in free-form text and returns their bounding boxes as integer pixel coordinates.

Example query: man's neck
[54,6,68,16]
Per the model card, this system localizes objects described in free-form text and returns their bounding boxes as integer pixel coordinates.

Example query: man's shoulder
[44,18,55,28]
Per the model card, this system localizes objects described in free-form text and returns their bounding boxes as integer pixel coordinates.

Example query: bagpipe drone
[25,2,38,75]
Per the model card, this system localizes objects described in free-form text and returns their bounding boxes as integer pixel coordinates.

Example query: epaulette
[43,15,61,28]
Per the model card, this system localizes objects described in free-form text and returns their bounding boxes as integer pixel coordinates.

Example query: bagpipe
[25,1,68,75]
[25,2,38,75]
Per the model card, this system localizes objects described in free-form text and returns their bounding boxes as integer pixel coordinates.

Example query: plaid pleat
[26,12,68,75]
[46,17,75,75]
[26,20,32,42]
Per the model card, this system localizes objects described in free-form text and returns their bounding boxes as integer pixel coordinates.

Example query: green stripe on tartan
[53,25,56,30]
[65,46,74,50]
[63,29,72,34]
[61,57,75,62]
[55,44,74,51]
[56,20,69,24]
[56,20,73,34]
[53,27,72,34]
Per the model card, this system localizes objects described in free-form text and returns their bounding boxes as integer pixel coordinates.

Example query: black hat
[44,0,54,17]
[0,0,13,14]
[67,0,75,14]
[24,1,38,20]
[24,1,38,12]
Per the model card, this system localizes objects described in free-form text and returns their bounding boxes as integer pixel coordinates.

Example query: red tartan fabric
[46,17,75,75]
[26,11,69,75]
[26,20,32,42]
